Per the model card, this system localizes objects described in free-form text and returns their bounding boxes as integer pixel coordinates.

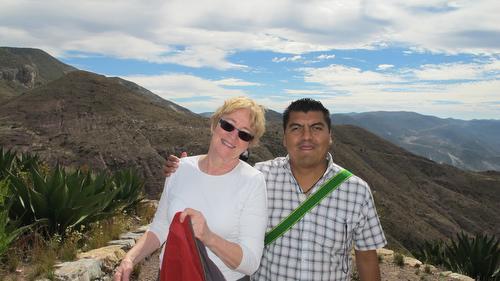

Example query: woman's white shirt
[149,155,268,280]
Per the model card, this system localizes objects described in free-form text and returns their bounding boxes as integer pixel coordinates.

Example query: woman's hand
[180,208,214,245]
[113,257,134,281]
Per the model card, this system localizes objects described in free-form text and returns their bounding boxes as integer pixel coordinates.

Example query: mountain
[198,109,282,122]
[0,47,76,102]
[332,111,500,172]
[0,70,207,196]
[0,47,499,254]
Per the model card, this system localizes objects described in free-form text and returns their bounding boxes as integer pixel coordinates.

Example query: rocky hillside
[0,70,208,196]
[0,47,498,254]
[332,111,500,172]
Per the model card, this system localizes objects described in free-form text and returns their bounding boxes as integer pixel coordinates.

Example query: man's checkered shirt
[252,154,386,281]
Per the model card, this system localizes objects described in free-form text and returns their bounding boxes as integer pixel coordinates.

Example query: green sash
[264,169,353,246]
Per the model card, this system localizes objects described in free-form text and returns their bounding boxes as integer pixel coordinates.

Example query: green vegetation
[0,179,30,258]
[415,240,446,268]
[423,265,432,274]
[414,232,500,281]
[0,148,148,279]
[3,148,144,237]
[393,252,405,267]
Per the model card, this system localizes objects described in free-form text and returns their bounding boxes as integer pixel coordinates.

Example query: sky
[1,0,499,120]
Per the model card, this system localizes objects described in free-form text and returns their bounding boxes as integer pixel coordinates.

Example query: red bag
[159,212,226,281]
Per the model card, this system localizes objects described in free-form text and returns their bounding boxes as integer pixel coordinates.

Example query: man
[165,98,386,281]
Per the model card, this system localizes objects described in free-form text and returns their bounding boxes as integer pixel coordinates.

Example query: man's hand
[163,151,187,177]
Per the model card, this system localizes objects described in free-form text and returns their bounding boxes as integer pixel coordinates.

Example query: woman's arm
[114,231,161,281]
[233,174,268,274]
[115,177,174,280]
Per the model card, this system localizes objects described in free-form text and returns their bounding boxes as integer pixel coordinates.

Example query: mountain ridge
[332,111,500,171]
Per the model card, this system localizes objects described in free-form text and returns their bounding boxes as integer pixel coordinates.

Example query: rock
[119,232,143,241]
[403,256,422,267]
[15,64,37,87]
[107,238,136,249]
[448,272,474,281]
[134,225,149,233]
[376,248,394,257]
[54,259,103,281]
[77,245,126,272]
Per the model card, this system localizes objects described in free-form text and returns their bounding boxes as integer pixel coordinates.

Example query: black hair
[283,98,331,131]
[239,150,250,162]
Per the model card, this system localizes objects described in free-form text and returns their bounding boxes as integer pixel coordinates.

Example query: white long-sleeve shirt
[149,155,268,281]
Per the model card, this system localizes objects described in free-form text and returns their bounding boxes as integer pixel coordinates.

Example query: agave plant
[0,148,41,179]
[444,232,499,281]
[8,165,120,236]
[415,239,446,266]
[0,179,30,257]
[0,148,17,178]
[107,168,144,212]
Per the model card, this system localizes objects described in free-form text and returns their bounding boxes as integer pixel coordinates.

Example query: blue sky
[1,0,499,120]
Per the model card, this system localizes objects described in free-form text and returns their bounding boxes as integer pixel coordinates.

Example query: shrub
[106,168,144,212]
[394,253,405,267]
[8,165,121,236]
[0,179,30,258]
[424,265,432,274]
[0,148,40,179]
[0,149,17,178]
[444,232,499,281]
[414,232,500,281]
[415,239,446,267]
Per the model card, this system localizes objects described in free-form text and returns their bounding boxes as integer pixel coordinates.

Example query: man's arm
[355,249,381,281]
[163,152,187,177]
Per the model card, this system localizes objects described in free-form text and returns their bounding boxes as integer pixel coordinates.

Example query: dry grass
[0,200,157,280]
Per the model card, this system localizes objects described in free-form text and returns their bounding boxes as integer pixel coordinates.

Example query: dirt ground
[0,254,466,281]
[134,251,459,281]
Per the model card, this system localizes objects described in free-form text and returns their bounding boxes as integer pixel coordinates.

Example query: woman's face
[211,108,254,161]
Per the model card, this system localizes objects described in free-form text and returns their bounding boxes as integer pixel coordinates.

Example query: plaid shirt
[252,154,386,281]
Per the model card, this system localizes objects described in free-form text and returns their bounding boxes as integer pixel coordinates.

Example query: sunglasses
[218,119,254,142]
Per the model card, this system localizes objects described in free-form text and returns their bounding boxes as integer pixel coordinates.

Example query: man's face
[283,110,332,169]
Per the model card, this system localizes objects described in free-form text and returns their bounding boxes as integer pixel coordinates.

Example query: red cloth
[159,212,205,281]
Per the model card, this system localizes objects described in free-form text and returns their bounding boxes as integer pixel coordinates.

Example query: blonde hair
[210,96,266,147]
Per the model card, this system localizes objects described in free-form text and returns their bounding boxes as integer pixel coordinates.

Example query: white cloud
[272,55,303,63]
[64,32,170,62]
[307,78,500,120]
[409,60,500,81]
[160,46,247,70]
[284,89,327,95]
[301,64,404,90]
[293,59,500,119]
[363,0,500,54]
[377,64,394,70]
[214,78,261,87]
[1,0,499,119]
[120,73,251,112]
[317,54,336,60]
[2,0,499,70]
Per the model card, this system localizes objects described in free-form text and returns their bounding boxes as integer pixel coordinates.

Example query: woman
[114,97,268,281]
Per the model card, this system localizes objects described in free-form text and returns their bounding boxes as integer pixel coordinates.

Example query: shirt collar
[284,152,339,193]
[284,152,335,172]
